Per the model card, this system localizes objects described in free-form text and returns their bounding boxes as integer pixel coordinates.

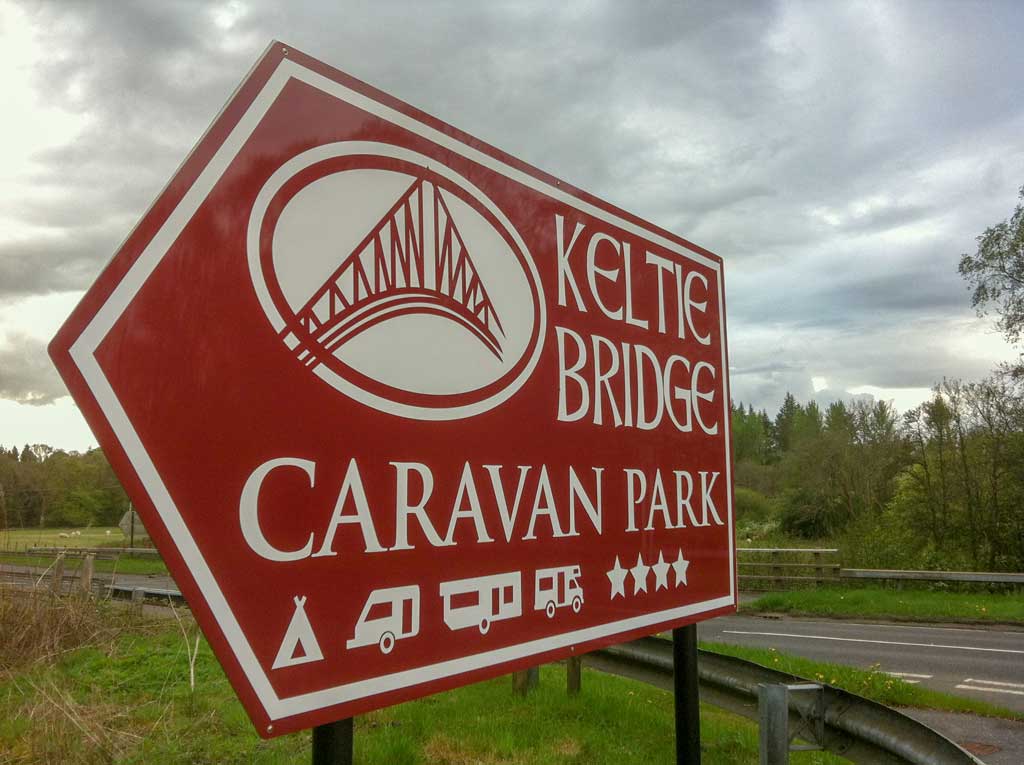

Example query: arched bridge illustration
[286,176,506,364]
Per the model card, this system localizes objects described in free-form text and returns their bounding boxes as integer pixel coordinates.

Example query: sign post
[49,41,736,745]
[312,719,353,765]
[674,625,702,763]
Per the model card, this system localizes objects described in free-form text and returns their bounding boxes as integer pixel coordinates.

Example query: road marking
[956,684,1024,697]
[721,630,1024,655]
[741,619,1024,637]
[884,672,932,684]
[963,678,1024,689]
[837,622,1024,636]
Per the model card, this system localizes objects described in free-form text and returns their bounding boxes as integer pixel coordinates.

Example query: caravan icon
[346,585,420,655]
[440,572,522,634]
[534,565,584,618]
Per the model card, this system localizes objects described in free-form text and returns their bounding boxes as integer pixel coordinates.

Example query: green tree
[959,185,1024,349]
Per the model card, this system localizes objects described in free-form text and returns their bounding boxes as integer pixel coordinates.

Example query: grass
[0,552,168,577]
[0,593,847,764]
[704,642,1024,721]
[746,587,1024,625]
[0,526,168,577]
[0,526,151,550]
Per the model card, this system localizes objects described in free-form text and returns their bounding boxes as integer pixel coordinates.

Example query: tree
[959,185,1024,348]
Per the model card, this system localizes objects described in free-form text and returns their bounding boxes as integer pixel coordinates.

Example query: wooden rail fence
[738,548,1023,589]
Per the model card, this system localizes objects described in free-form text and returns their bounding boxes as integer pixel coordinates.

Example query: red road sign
[50,42,736,737]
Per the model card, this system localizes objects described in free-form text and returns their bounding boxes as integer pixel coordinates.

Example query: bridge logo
[248,142,545,420]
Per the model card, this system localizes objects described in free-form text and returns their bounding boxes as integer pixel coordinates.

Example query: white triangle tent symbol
[272,596,325,670]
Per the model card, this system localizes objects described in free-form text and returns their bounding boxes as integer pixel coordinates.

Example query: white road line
[722,630,1024,655]
[884,672,931,683]
[963,678,1024,689]
[885,672,932,678]
[956,684,1024,697]
[749,620,1024,636]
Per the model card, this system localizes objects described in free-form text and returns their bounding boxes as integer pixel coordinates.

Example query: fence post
[79,553,95,596]
[566,655,581,695]
[51,553,65,596]
[513,666,540,695]
[131,587,145,616]
[758,684,789,764]
[813,552,823,584]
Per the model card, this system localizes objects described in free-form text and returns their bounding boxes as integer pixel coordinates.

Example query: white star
[630,553,650,595]
[606,556,628,599]
[671,548,690,587]
[652,551,670,591]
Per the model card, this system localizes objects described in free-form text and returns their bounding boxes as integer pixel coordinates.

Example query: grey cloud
[4,0,1024,418]
[0,333,67,405]
[0,226,123,299]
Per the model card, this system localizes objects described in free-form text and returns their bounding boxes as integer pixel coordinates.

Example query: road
[699,613,1024,714]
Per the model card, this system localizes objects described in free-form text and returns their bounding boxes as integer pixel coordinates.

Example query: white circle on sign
[247,142,546,420]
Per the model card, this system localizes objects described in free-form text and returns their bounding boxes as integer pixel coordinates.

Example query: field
[0,526,148,550]
[0,527,167,577]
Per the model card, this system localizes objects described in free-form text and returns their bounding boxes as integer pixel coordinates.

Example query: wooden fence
[738,548,841,588]
[738,548,1023,590]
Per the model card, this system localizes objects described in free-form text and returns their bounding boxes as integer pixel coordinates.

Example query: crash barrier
[105,584,186,603]
[587,637,982,765]
[840,568,1024,586]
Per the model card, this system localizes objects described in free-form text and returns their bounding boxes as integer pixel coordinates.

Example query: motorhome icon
[534,565,584,618]
[346,585,421,654]
[440,572,522,635]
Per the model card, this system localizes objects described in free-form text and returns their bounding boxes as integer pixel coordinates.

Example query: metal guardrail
[842,568,1024,585]
[105,584,186,603]
[587,636,983,765]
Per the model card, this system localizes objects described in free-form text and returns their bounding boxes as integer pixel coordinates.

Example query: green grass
[0,552,168,577]
[704,642,1024,721]
[0,622,847,764]
[0,526,168,577]
[0,526,148,550]
[746,587,1024,625]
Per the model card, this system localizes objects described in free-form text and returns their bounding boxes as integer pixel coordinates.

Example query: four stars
[607,549,690,599]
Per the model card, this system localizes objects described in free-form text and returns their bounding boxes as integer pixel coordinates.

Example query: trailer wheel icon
[545,601,556,619]
[479,618,490,635]
[379,631,396,655]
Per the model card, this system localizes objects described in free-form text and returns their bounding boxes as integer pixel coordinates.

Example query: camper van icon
[534,565,584,618]
[346,585,421,654]
[439,572,522,634]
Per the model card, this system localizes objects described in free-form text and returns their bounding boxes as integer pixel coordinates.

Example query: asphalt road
[699,613,1024,714]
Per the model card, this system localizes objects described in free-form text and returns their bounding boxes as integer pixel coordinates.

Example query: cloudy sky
[2,0,1023,452]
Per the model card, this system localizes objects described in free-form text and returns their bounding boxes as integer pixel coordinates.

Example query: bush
[778,489,847,538]
[733,487,776,523]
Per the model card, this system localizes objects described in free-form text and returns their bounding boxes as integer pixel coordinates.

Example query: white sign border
[69,54,736,723]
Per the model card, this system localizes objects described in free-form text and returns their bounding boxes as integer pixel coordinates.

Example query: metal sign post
[674,625,701,763]
[312,719,353,765]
